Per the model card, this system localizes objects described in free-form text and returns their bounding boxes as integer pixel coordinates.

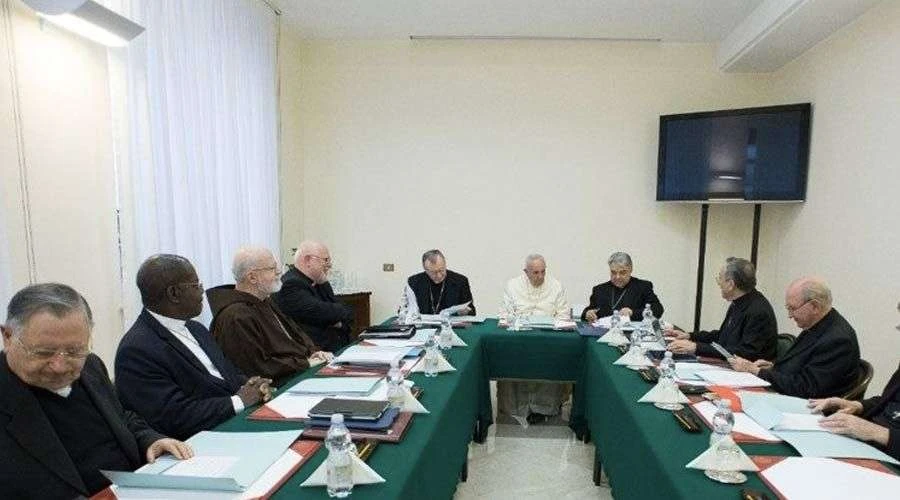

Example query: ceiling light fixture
[23,0,145,47]
[409,35,662,42]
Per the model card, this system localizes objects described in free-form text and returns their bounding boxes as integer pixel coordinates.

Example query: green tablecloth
[212,320,895,499]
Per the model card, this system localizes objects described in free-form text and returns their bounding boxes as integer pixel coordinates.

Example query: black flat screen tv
[657,103,811,202]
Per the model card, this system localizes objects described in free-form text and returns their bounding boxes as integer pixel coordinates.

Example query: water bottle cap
[717,399,732,409]
[331,413,344,424]
[390,359,399,368]
[664,351,673,358]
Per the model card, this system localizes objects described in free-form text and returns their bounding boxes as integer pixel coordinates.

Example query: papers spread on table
[760,457,900,499]
[104,430,302,492]
[774,430,900,465]
[740,391,823,431]
[674,362,728,384]
[332,345,410,367]
[694,369,770,388]
[692,401,779,442]
[287,376,382,396]
[264,380,416,419]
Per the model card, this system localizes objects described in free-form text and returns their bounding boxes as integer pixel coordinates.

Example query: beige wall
[0,1,122,364]
[279,38,771,333]
[756,0,900,393]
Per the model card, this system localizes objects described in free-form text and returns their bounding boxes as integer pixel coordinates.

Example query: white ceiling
[271,0,882,72]
[271,0,764,42]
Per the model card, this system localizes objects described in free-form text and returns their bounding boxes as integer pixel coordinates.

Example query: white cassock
[497,273,572,423]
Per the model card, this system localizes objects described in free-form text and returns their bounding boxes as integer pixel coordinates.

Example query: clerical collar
[147,309,188,331]
[52,385,73,397]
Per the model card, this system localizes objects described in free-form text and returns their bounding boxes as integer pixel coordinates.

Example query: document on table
[674,362,727,383]
[332,345,409,366]
[365,329,435,347]
[740,391,823,430]
[774,430,900,465]
[287,376,382,396]
[761,457,900,499]
[695,370,770,387]
[104,430,302,491]
[692,401,779,441]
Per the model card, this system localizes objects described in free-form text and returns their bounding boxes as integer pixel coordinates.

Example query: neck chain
[609,283,629,311]
[429,281,446,314]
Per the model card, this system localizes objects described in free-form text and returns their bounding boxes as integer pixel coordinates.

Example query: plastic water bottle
[439,316,453,350]
[610,309,621,330]
[710,399,735,446]
[658,351,675,382]
[397,290,409,325]
[423,331,439,377]
[641,304,654,341]
[325,414,355,498]
[642,303,654,323]
[386,359,405,408]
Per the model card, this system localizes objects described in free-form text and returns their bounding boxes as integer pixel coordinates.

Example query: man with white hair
[730,277,860,398]
[207,247,331,386]
[274,240,353,352]
[501,254,570,320]
[498,254,572,425]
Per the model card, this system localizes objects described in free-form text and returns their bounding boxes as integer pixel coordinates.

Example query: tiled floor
[454,382,613,499]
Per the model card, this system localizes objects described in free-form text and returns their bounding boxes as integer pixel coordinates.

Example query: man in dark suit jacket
[667,257,777,361]
[1,283,191,499]
[406,249,476,315]
[810,301,900,461]
[581,251,663,322]
[116,255,272,441]
[275,241,353,352]
[731,277,860,398]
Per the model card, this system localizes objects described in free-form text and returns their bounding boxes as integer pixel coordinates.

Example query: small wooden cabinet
[336,291,371,340]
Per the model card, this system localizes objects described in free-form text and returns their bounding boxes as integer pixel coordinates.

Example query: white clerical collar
[53,385,72,397]
[148,309,188,331]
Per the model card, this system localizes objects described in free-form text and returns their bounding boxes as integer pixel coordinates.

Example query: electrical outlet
[383,263,395,272]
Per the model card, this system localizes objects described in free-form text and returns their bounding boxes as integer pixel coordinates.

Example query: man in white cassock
[497,254,571,425]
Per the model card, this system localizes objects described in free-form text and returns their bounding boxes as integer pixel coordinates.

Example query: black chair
[842,359,874,402]
[775,333,796,359]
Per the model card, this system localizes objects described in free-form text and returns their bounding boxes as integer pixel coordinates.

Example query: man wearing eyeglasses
[115,254,273,441]
[208,247,333,386]
[274,240,353,352]
[1,283,192,499]
[730,277,860,398]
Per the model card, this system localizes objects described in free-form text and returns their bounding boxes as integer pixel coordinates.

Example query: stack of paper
[332,346,410,367]
[760,457,900,499]
[740,392,824,431]
[287,377,382,396]
[695,370,770,388]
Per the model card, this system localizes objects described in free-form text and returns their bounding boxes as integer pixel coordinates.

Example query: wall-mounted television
[657,103,811,202]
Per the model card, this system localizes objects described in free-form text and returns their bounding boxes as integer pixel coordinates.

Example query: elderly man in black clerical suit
[116,254,272,441]
[809,301,900,461]
[275,240,354,352]
[730,277,860,398]
[406,249,476,315]
[581,251,663,322]
[1,283,192,499]
[667,257,778,361]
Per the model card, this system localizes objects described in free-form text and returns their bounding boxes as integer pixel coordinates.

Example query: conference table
[213,319,897,499]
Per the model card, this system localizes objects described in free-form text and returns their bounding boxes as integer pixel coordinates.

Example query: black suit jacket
[115,309,248,440]
[581,277,663,322]
[0,353,164,499]
[274,266,353,353]
[861,362,900,460]
[758,308,860,398]
[691,289,778,361]
[407,270,476,315]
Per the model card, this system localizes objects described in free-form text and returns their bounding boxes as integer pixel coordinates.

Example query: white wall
[0,1,122,364]
[279,38,772,332]
[756,0,900,393]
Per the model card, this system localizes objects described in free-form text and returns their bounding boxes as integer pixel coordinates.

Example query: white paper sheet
[163,456,239,478]
[775,430,900,464]
[692,401,780,441]
[696,370,770,387]
[761,457,900,499]
[333,345,409,366]
[775,413,826,431]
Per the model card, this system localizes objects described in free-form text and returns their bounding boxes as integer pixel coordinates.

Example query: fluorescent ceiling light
[24,0,144,47]
[410,35,662,42]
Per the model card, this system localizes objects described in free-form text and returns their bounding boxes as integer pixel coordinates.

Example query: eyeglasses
[309,255,332,265]
[785,299,813,313]
[14,337,90,361]
[251,266,282,276]
[174,281,204,290]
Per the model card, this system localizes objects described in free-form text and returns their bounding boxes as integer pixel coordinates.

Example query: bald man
[730,277,860,398]
[208,247,331,386]
[274,241,353,352]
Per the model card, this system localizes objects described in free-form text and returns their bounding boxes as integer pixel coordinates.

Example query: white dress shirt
[148,310,244,413]
[501,274,571,320]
